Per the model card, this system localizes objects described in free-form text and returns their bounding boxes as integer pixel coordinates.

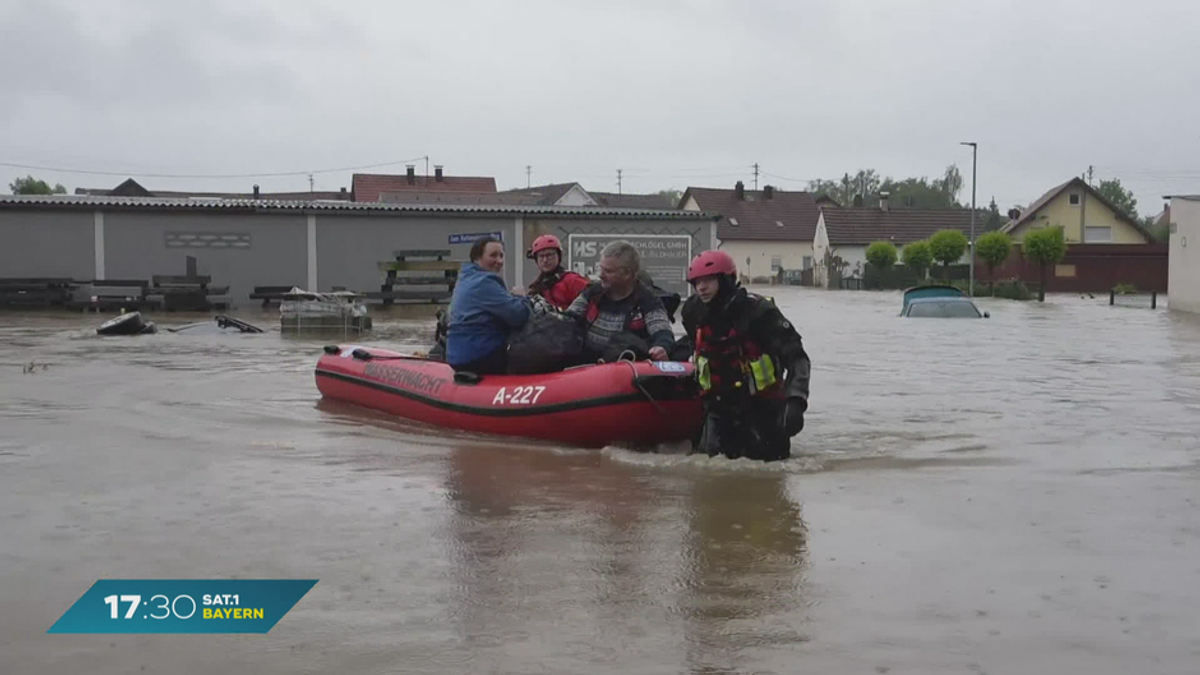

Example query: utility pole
[308,173,314,193]
[753,163,759,191]
[617,168,623,195]
[526,165,531,188]
[961,142,978,297]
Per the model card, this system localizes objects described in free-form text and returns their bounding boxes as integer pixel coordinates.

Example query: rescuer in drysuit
[678,250,811,462]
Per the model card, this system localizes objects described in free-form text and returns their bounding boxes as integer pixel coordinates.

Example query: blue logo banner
[47,579,318,634]
[449,231,503,244]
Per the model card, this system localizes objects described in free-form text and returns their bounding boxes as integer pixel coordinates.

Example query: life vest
[530,268,590,311]
[693,294,783,399]
[581,282,659,336]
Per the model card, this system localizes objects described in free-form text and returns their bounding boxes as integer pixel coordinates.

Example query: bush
[865,241,898,271]
[1023,226,1068,302]
[976,231,1013,281]
[1113,283,1138,295]
[991,278,1033,300]
[930,230,969,278]
[901,240,933,280]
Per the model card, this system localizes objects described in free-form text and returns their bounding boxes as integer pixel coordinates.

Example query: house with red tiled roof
[813,193,978,288]
[353,165,496,202]
[680,181,822,281]
[379,182,679,210]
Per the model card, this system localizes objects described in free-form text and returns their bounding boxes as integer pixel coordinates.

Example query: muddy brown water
[3,288,1200,674]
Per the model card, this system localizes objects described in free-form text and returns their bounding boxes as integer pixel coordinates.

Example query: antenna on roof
[753,163,759,191]
[617,168,623,195]
[526,165,531,188]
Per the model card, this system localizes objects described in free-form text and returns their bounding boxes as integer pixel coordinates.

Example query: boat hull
[315,345,704,448]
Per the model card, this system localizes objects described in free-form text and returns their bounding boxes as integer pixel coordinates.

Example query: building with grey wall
[0,195,717,307]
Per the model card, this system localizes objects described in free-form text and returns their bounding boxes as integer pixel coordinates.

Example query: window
[1069,194,1081,205]
[1084,226,1112,243]
[1055,264,1076,277]
[728,218,739,227]
[802,256,813,270]
[771,256,782,272]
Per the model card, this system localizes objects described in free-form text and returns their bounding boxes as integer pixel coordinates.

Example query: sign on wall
[448,231,504,244]
[566,233,693,297]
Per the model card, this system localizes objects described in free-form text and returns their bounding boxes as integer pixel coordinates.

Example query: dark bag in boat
[598,331,651,363]
[506,311,585,374]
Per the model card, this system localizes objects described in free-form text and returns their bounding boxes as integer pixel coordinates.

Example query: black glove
[782,397,807,436]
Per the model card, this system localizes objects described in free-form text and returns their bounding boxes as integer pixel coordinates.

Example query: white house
[1168,195,1200,314]
[813,195,976,288]
[681,182,827,281]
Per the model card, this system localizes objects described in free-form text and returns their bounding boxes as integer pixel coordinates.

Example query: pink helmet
[687,249,738,282]
[528,234,563,259]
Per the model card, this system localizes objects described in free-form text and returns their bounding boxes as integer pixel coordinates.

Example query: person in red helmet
[679,249,811,462]
[515,234,590,311]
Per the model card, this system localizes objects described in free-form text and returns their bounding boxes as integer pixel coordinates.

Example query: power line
[761,170,814,184]
[0,156,429,180]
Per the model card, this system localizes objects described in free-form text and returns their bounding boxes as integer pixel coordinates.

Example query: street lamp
[960,142,978,296]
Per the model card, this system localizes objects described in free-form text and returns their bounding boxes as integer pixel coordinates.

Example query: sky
[3,0,1198,217]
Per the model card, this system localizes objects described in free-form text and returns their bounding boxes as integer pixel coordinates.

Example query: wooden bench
[249,285,302,307]
[373,250,461,306]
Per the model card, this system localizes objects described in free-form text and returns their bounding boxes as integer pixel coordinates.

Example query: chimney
[406,165,416,185]
[252,184,260,199]
[879,191,890,211]
[853,194,864,207]
[763,185,775,199]
[434,165,444,182]
[340,186,347,200]
[734,180,745,200]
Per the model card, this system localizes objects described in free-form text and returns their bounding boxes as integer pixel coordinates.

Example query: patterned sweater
[565,283,675,357]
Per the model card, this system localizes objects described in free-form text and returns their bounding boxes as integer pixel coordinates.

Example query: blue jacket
[446,262,531,367]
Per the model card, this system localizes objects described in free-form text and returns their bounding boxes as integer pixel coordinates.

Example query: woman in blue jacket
[446,236,532,374]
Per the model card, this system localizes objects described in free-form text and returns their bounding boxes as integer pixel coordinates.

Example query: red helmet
[687,249,737,282]
[528,234,563,259]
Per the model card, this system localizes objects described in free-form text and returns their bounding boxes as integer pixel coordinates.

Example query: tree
[809,165,965,209]
[865,241,898,271]
[9,175,66,195]
[1096,178,1138,220]
[901,240,933,281]
[975,231,1013,291]
[656,189,682,207]
[929,229,968,279]
[984,197,1005,231]
[1022,226,1068,302]
[939,164,963,203]
[1148,215,1171,244]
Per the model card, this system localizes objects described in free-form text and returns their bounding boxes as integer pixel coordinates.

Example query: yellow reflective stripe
[696,355,712,390]
[749,354,777,390]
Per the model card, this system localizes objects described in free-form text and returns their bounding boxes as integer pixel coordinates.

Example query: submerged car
[901,285,989,318]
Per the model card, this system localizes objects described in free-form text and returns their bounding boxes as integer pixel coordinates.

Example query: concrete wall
[316,215,515,292]
[717,240,814,281]
[0,209,95,278]
[1169,197,1200,314]
[1010,189,1148,244]
[2,204,713,307]
[104,211,308,304]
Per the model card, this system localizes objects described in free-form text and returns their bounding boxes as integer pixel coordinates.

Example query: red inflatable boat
[314,345,704,448]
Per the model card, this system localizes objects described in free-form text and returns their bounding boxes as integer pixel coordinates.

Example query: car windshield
[907,300,981,318]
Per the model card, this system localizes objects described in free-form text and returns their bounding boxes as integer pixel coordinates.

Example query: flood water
[3,288,1200,674]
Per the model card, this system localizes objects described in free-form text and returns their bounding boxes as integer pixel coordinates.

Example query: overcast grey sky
[3,0,1197,216]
